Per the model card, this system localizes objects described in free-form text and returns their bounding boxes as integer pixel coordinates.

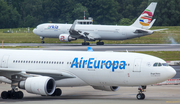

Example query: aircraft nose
[33,28,36,34]
[167,67,176,78]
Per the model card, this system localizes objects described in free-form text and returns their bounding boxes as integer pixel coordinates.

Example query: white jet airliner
[0,47,176,100]
[33,2,162,45]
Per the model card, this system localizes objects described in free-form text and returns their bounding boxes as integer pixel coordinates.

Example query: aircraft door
[1,55,9,68]
[133,58,142,72]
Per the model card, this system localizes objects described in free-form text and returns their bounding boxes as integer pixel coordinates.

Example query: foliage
[0,0,180,28]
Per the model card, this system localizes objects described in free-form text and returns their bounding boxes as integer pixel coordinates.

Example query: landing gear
[82,42,90,45]
[82,38,90,45]
[96,40,104,45]
[51,88,62,96]
[96,42,104,45]
[40,36,45,44]
[1,89,23,99]
[136,86,146,100]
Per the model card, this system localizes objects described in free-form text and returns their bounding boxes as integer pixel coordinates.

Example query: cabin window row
[13,60,64,64]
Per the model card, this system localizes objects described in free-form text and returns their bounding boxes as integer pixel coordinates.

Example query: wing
[69,20,100,40]
[0,68,75,81]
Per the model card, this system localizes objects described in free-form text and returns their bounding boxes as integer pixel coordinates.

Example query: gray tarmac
[0,84,180,104]
[1,43,180,51]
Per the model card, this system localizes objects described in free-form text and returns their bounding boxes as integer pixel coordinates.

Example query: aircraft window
[87,22,89,24]
[59,62,61,64]
[67,62,69,64]
[21,61,23,63]
[54,62,56,64]
[62,62,64,64]
[18,60,20,63]
[41,61,43,64]
[33,61,35,63]
[158,63,162,66]
[153,63,158,66]
[23,61,25,63]
[31,61,33,63]
[13,60,15,63]
[162,63,169,66]
[36,61,38,63]
[70,62,71,64]
[46,61,48,64]
[49,61,51,64]
[57,62,59,64]
[52,61,54,64]
[84,22,86,24]
[44,61,46,64]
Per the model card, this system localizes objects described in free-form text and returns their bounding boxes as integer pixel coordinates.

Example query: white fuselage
[33,23,153,40]
[0,50,176,87]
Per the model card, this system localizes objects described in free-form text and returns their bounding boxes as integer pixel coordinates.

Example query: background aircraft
[0,47,176,100]
[33,2,162,45]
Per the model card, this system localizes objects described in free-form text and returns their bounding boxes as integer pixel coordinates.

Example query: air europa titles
[71,57,126,72]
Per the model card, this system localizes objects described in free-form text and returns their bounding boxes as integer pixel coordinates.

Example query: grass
[135,51,180,61]
[0,26,180,44]
[0,46,42,48]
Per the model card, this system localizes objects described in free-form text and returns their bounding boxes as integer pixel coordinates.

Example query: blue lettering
[79,57,83,68]
[55,25,58,29]
[119,61,126,69]
[94,60,100,69]
[105,60,112,69]
[87,58,94,68]
[71,57,78,68]
[112,61,119,72]
[82,60,87,68]
[71,57,126,71]
[101,60,106,68]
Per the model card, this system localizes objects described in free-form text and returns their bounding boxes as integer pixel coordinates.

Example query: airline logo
[47,25,59,29]
[139,9,153,26]
[71,57,126,72]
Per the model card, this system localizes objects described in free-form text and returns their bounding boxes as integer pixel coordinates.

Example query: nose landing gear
[40,36,45,44]
[136,86,146,100]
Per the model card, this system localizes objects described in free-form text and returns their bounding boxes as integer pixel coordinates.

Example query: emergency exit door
[1,55,9,68]
[133,58,142,72]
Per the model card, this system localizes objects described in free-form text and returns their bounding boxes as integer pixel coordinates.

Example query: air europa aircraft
[0,47,176,100]
[33,2,164,45]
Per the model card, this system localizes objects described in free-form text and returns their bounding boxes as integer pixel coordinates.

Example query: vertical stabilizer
[131,2,157,29]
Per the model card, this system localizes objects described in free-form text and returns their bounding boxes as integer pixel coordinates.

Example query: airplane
[0,47,176,100]
[33,2,162,46]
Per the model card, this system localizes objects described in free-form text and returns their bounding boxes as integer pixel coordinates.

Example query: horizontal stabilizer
[151,28,168,32]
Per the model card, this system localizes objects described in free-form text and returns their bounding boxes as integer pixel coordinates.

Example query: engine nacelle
[92,86,119,91]
[18,76,56,95]
[59,34,76,42]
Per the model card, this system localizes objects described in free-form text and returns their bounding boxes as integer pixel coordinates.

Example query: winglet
[87,47,93,52]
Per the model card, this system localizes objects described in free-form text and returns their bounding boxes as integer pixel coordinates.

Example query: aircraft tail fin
[131,2,157,29]
[87,47,93,52]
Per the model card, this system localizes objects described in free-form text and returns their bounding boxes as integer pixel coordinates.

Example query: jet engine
[18,76,56,96]
[92,86,119,91]
[59,34,76,42]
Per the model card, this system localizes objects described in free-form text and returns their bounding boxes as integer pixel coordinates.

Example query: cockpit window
[153,63,158,66]
[162,63,169,66]
[153,62,169,67]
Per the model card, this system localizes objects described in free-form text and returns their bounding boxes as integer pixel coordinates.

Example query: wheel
[41,41,44,44]
[17,91,24,99]
[51,88,62,96]
[1,91,8,99]
[136,93,145,100]
[96,42,104,45]
[82,42,90,45]
[55,88,62,96]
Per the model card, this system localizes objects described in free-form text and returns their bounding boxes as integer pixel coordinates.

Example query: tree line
[0,0,180,28]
